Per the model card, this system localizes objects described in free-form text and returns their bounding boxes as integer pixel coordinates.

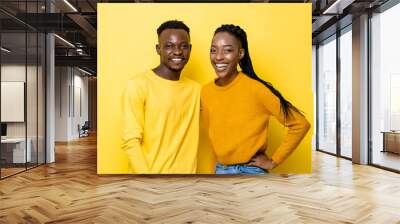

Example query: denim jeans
[215,163,267,174]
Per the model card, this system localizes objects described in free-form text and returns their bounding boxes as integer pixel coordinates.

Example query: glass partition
[317,35,337,155]
[371,3,400,171]
[1,30,28,177]
[0,1,46,179]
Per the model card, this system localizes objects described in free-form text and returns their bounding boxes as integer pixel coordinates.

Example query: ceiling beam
[67,13,97,39]
[55,55,96,70]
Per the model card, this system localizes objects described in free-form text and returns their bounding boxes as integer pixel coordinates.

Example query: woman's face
[210,32,244,79]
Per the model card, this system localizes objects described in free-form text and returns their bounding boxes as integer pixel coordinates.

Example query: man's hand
[247,153,277,170]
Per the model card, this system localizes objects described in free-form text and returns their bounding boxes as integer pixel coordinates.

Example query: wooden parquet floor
[1,134,400,224]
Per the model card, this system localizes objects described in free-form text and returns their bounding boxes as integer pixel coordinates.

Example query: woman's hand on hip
[247,153,277,170]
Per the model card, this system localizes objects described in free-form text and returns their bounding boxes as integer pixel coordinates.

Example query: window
[339,28,352,158]
[370,2,400,171]
[317,35,337,154]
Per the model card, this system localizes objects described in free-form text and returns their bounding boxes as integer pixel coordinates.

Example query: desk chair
[79,121,90,138]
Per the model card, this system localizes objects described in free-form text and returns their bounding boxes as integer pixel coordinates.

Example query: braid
[214,24,303,120]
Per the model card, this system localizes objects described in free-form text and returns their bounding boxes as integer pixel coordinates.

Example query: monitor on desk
[1,123,7,138]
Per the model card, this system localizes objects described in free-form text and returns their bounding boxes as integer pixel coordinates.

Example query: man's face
[156,29,191,72]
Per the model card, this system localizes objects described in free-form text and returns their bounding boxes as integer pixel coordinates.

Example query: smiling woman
[201,24,311,174]
[210,32,244,86]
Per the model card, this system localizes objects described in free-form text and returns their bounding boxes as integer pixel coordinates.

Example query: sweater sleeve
[122,79,149,172]
[256,84,311,165]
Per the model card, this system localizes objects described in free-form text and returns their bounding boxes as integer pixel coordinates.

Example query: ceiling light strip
[63,0,78,12]
[77,67,93,76]
[323,0,355,15]
[54,34,75,48]
[1,47,11,53]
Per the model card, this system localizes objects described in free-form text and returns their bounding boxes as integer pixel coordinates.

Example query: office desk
[381,131,400,154]
[1,138,31,163]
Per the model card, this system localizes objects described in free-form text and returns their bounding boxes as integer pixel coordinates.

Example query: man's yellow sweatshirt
[122,70,200,174]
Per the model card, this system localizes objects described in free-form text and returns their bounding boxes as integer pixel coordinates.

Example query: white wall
[72,73,89,138]
[55,67,70,141]
[55,67,89,141]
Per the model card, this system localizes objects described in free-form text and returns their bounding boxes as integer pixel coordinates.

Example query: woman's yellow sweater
[201,72,310,165]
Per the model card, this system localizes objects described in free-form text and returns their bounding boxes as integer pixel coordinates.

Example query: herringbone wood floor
[1,134,400,224]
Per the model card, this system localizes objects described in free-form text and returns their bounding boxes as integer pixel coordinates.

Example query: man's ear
[156,44,161,55]
[239,48,245,60]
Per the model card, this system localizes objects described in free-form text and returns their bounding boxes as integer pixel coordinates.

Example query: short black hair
[157,20,190,37]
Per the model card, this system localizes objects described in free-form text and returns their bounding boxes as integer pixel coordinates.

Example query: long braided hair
[214,24,303,119]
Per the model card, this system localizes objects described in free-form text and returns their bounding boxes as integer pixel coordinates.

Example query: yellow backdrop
[98,3,312,174]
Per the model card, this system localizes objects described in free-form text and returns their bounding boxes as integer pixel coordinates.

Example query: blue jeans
[215,163,267,174]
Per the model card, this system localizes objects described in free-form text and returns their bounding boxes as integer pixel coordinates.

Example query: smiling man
[122,20,200,174]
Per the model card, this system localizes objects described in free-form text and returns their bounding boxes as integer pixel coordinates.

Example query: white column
[352,14,369,164]
[45,0,55,163]
[46,33,55,163]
